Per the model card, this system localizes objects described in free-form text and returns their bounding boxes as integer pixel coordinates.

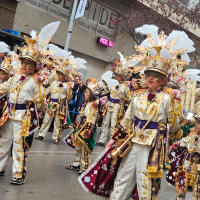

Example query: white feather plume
[117,52,127,70]
[181,52,191,63]
[106,79,119,89]
[135,24,159,45]
[74,58,87,70]
[160,47,172,60]
[185,69,200,81]
[166,30,195,53]
[127,55,144,68]
[101,71,113,81]
[77,65,87,71]
[48,44,71,59]
[38,21,60,49]
[74,58,87,65]
[0,42,9,53]
[140,39,150,48]
[30,30,37,39]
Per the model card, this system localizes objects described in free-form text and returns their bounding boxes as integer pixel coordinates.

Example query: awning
[0,30,24,50]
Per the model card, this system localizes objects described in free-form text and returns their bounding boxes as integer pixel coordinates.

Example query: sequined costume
[108,87,179,200]
[0,73,44,180]
[71,101,99,172]
[79,25,195,199]
[168,132,200,200]
[99,84,123,143]
[37,80,72,142]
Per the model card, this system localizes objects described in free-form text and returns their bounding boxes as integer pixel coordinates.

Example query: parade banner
[75,0,88,19]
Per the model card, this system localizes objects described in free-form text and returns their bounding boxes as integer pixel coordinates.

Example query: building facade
[7,0,135,81]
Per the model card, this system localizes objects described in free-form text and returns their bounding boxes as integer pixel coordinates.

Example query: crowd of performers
[0,22,200,200]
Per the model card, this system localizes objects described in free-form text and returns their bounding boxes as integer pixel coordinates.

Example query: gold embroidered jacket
[112,88,179,145]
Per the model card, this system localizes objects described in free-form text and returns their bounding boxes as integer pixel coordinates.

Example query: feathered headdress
[69,56,87,77]
[128,24,195,78]
[0,57,14,76]
[113,52,128,77]
[18,21,60,64]
[88,71,119,97]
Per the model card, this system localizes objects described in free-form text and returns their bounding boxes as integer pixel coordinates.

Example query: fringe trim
[78,148,110,199]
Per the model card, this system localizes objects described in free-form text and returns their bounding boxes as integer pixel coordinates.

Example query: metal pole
[64,0,79,51]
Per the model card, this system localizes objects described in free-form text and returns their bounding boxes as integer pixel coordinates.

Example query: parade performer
[0,55,14,121]
[96,52,128,146]
[41,56,56,89]
[66,84,99,174]
[79,25,195,200]
[65,71,118,174]
[35,63,72,144]
[0,21,60,184]
[168,114,200,200]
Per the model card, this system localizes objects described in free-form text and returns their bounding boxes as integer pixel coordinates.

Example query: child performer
[0,21,60,184]
[66,72,118,174]
[35,65,72,144]
[96,52,128,146]
[78,25,195,199]
[0,57,14,119]
[0,47,45,184]
[66,82,99,174]
[169,115,200,200]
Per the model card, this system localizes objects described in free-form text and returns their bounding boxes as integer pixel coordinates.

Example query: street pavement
[0,128,193,200]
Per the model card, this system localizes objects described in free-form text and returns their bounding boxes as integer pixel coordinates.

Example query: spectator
[86,78,91,86]
[77,72,82,81]
[70,75,86,123]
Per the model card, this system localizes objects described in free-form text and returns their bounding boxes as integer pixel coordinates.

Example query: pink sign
[97,37,113,47]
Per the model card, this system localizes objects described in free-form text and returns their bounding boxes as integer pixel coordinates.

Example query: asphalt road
[0,128,193,200]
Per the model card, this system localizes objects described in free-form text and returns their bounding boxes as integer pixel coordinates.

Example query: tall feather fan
[0,42,9,53]
[74,58,87,71]
[101,71,113,81]
[140,39,150,49]
[30,30,37,40]
[38,21,60,50]
[135,24,159,46]
[100,71,119,89]
[117,52,127,69]
[127,55,144,68]
[185,69,200,81]
[48,44,71,59]
[160,47,172,60]
[181,52,190,63]
[166,30,195,53]
[106,79,119,89]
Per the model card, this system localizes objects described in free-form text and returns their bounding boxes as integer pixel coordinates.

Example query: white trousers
[110,143,152,200]
[38,109,62,141]
[0,119,29,178]
[99,111,118,144]
[72,144,91,171]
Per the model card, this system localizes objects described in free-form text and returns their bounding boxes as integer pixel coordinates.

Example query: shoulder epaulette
[163,87,176,99]
[131,88,148,96]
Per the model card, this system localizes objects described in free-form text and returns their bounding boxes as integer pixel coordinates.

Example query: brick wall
[0,0,17,30]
